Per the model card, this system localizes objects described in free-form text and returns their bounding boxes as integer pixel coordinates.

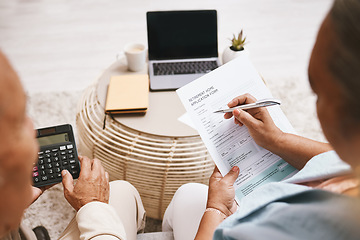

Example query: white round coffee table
[76,60,214,219]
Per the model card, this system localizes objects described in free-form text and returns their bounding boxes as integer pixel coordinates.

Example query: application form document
[176,55,298,200]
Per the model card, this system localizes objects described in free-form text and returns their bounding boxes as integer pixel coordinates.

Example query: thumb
[62,170,74,194]
[233,109,257,127]
[223,166,240,185]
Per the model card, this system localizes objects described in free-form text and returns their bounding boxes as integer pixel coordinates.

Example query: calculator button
[60,146,66,151]
[33,166,38,172]
[62,161,68,165]
[34,177,40,183]
[41,176,48,181]
[40,165,45,170]
[38,159,44,165]
[71,170,79,175]
[56,173,62,178]
[48,169,54,174]
[46,163,53,169]
[54,162,60,167]
[40,170,46,176]
[49,175,55,180]
[69,159,76,164]
[52,153,58,157]
[52,149,58,152]
[45,154,51,158]
[68,150,73,154]
[68,154,74,159]
[46,158,51,163]
[61,151,66,155]
[67,144,73,149]
[54,157,59,162]
[38,151,44,155]
[61,156,67,160]
[45,150,51,154]
[33,172,39,177]
[70,165,76,170]
[38,155,44,160]
[55,167,61,173]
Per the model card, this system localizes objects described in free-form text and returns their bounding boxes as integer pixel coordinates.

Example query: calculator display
[37,133,69,147]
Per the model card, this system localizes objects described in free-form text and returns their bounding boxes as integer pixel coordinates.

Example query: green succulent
[230,30,246,51]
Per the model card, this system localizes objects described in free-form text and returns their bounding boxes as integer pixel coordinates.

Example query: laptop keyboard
[153,61,218,76]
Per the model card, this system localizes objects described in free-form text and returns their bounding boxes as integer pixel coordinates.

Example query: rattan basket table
[76,60,214,219]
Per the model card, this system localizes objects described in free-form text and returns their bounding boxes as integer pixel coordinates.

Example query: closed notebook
[105,75,149,114]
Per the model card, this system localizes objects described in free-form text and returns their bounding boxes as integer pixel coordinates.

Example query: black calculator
[33,124,81,188]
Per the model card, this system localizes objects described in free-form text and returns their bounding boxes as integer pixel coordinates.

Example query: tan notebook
[105,75,149,114]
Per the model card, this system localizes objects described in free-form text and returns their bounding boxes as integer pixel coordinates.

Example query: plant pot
[222,47,249,65]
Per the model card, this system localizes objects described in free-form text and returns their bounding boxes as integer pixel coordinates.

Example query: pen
[213,98,281,113]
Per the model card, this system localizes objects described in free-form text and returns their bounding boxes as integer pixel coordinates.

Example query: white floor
[0,0,332,94]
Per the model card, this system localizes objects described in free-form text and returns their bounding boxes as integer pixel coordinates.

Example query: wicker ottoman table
[76,60,214,219]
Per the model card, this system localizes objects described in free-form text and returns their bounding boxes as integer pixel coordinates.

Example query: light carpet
[22,76,326,239]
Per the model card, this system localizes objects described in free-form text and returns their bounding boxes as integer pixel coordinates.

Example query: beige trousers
[58,180,146,240]
[162,183,208,240]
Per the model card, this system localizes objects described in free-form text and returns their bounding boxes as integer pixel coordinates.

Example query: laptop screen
[147,10,218,60]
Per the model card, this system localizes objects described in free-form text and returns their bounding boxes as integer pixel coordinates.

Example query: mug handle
[116,51,125,61]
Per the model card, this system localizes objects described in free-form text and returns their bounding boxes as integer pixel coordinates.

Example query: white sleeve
[76,201,127,240]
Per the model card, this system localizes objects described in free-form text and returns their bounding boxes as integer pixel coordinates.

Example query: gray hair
[329,0,360,120]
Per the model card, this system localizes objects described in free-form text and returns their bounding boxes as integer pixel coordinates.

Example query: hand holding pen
[221,94,284,149]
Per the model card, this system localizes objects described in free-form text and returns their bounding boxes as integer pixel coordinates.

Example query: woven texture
[76,84,214,219]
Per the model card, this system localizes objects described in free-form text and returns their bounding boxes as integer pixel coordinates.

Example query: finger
[227,97,243,108]
[224,112,233,119]
[97,159,106,180]
[234,118,243,126]
[226,94,257,119]
[40,183,56,192]
[222,166,240,185]
[228,94,257,108]
[93,159,108,183]
[105,172,110,192]
[211,166,223,180]
[79,156,92,177]
[62,169,74,194]
[233,109,258,129]
[105,172,109,182]
[248,107,272,122]
[212,166,220,174]
[98,159,105,176]
[91,158,104,173]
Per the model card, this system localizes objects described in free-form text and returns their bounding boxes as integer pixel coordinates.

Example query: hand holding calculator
[33,124,81,188]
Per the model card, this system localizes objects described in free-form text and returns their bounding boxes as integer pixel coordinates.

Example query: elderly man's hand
[62,156,110,211]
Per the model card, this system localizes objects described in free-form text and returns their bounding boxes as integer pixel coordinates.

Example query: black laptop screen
[147,10,218,60]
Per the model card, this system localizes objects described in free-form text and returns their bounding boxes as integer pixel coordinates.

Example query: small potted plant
[222,30,248,64]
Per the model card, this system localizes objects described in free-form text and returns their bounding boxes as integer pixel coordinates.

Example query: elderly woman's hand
[207,166,239,217]
[224,93,284,150]
[62,156,110,211]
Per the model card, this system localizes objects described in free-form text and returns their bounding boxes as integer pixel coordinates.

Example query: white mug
[120,43,147,72]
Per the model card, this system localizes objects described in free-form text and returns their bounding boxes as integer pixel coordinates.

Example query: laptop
[147,10,220,91]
